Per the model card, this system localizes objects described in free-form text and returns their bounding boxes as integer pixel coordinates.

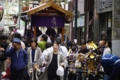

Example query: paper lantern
[0,5,3,22]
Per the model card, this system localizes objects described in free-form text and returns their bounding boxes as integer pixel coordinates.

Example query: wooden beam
[40,10,61,13]
[34,27,37,37]
[40,0,45,4]
[24,2,73,20]
[26,3,51,15]
[62,27,64,44]
[47,7,55,10]
[49,0,53,2]
[24,22,27,36]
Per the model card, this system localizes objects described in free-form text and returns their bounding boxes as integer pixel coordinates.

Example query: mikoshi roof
[23,2,73,18]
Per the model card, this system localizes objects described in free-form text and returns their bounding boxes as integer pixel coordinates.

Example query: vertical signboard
[78,0,84,14]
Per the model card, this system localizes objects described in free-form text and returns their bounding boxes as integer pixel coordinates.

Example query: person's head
[55,34,60,39]
[12,32,22,40]
[47,27,51,29]
[0,35,6,42]
[22,37,29,47]
[105,40,112,49]
[71,40,76,46]
[81,42,87,49]
[55,37,62,45]
[87,39,92,44]
[27,30,31,36]
[30,38,38,48]
[71,46,77,52]
[0,35,2,42]
[53,42,59,53]
[40,34,48,42]
[0,35,7,42]
[99,40,103,46]
[45,42,53,49]
[0,35,4,42]
[12,38,21,50]
[101,39,106,46]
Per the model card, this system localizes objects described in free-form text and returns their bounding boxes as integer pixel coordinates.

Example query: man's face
[12,43,21,50]
[99,41,102,46]
[101,40,106,46]
[81,44,86,49]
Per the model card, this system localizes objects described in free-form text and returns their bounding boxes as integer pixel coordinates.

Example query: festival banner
[31,15,65,27]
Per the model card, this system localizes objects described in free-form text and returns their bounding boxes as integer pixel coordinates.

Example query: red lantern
[0,5,3,21]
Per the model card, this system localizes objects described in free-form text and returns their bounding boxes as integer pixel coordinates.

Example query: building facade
[112,0,120,57]
[68,0,94,44]
[94,0,112,43]
[84,0,94,41]
[94,0,120,57]
[68,0,85,44]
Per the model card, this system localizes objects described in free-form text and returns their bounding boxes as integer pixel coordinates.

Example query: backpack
[68,52,77,62]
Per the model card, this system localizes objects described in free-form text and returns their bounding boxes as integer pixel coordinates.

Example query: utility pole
[18,0,21,29]
[74,0,78,43]
[24,0,29,35]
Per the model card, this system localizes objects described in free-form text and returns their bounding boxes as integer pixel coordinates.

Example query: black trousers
[88,74,99,80]
[68,73,76,80]
[48,74,60,80]
[64,68,68,80]
[10,68,28,80]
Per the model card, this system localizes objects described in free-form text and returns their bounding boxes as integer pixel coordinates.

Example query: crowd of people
[0,28,120,80]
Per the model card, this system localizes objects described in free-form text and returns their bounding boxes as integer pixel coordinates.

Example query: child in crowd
[1,57,11,80]
[68,46,78,80]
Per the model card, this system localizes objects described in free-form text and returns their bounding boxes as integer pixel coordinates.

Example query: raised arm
[5,47,15,57]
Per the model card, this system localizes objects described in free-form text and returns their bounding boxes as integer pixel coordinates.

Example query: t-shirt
[38,41,46,51]
[32,49,35,62]
[68,52,78,69]
[48,53,58,75]
[103,47,111,57]
[16,50,20,58]
[79,48,89,54]
[40,49,49,61]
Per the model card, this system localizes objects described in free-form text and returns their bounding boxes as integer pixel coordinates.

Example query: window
[107,13,112,28]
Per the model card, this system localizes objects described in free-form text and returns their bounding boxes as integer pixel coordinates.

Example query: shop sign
[97,0,112,13]
[73,16,85,27]
[31,15,64,27]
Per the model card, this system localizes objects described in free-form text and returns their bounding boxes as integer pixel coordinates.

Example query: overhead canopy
[22,2,73,18]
